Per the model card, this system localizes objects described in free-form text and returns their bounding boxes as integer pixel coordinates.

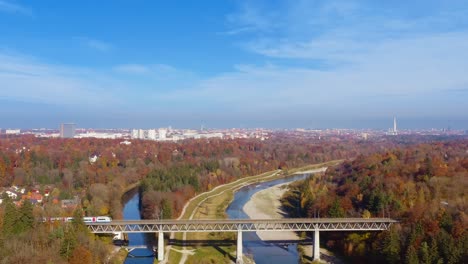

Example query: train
[42,216,112,223]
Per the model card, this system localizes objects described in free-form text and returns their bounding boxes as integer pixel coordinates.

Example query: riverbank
[242,169,343,264]
[166,161,341,264]
[243,167,326,226]
[243,182,299,240]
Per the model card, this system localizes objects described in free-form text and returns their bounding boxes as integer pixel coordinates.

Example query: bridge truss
[86,218,396,233]
[87,218,396,263]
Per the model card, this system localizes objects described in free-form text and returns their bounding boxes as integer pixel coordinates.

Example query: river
[121,173,312,264]
[122,189,155,264]
[226,173,312,264]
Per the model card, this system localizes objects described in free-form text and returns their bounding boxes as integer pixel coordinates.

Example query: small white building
[89,155,99,163]
[5,190,18,199]
[120,140,132,145]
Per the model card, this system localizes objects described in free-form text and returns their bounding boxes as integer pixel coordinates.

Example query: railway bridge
[87,218,397,263]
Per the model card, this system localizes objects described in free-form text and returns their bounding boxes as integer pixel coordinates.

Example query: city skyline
[1,1,468,129]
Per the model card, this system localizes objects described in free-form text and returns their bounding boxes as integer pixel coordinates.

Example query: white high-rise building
[60,123,76,138]
[147,129,157,140]
[158,129,167,140]
[131,129,139,139]
[138,129,146,139]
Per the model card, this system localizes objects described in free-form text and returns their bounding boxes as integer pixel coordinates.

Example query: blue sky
[0,0,467,129]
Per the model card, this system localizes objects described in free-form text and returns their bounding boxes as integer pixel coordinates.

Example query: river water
[122,190,155,264]
[121,173,311,264]
[226,173,312,264]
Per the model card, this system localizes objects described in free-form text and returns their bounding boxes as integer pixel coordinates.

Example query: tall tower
[393,117,397,135]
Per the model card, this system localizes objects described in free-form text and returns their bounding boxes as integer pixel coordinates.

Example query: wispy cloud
[0,52,121,107]
[0,52,198,112]
[159,31,468,120]
[113,63,181,75]
[113,64,150,74]
[225,2,280,34]
[0,0,32,15]
[74,37,112,52]
[226,0,468,62]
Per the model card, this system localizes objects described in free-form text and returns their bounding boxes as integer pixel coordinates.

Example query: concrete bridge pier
[236,229,243,264]
[313,229,320,262]
[158,231,164,261]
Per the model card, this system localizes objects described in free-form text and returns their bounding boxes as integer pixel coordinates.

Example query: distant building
[60,123,76,138]
[61,196,80,210]
[147,129,157,140]
[159,129,167,140]
[131,129,139,139]
[139,129,146,139]
[5,129,21,135]
[5,190,18,199]
[362,133,368,140]
[89,154,99,163]
[387,117,398,136]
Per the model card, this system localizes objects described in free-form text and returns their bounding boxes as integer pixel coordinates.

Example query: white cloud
[0,53,121,107]
[74,37,112,52]
[159,31,468,118]
[0,0,31,15]
[113,64,182,75]
[0,52,201,113]
[227,0,468,62]
[225,2,280,34]
[113,64,150,74]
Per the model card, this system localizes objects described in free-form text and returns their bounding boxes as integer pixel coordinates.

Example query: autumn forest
[0,134,466,263]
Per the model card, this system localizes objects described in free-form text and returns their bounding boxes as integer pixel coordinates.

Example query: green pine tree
[60,229,77,259]
[161,199,172,219]
[405,245,419,264]
[429,237,441,264]
[2,198,20,236]
[419,241,431,264]
[382,228,401,264]
[328,198,345,217]
[19,199,34,233]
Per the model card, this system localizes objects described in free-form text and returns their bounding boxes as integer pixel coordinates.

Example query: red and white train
[43,216,112,223]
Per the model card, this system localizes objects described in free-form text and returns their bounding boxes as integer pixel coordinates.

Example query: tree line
[281,140,468,263]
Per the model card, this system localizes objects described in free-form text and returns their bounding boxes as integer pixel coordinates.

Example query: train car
[95,216,112,222]
[82,216,112,223]
[83,217,94,223]
[43,216,112,223]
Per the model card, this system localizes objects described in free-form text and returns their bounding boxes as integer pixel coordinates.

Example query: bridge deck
[87,218,397,233]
